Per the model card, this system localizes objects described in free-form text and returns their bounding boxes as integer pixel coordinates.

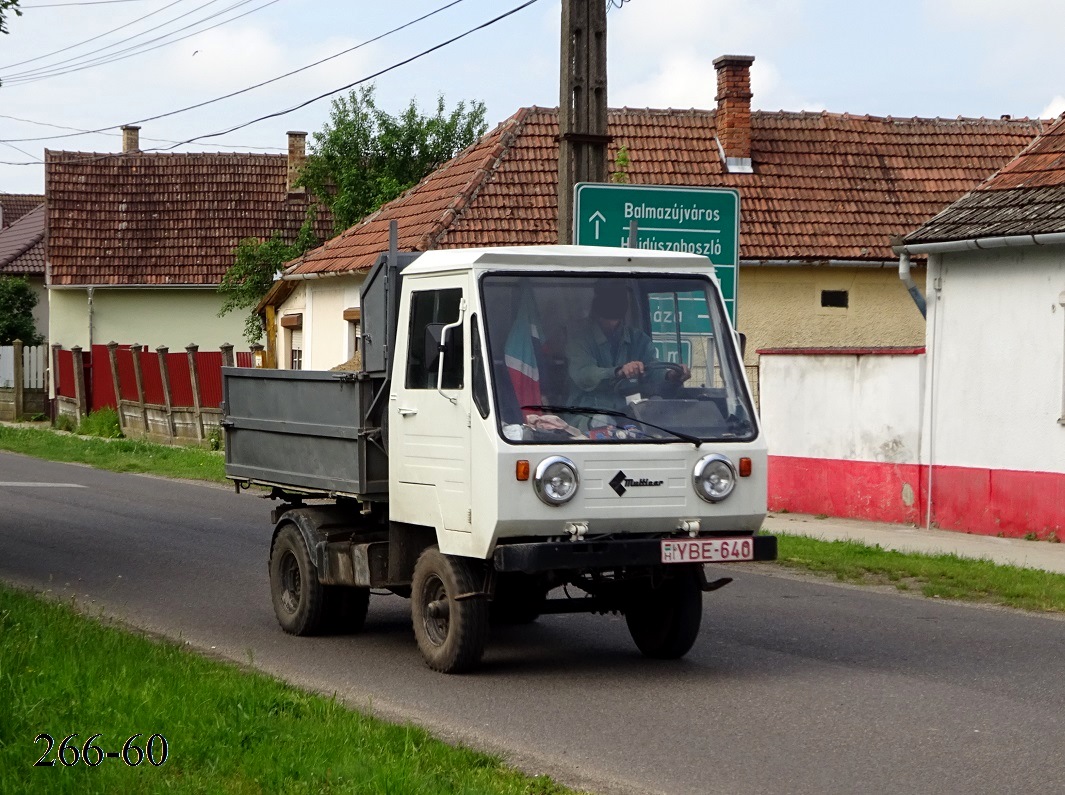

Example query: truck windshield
[480,273,757,444]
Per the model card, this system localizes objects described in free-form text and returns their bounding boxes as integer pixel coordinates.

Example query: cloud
[1041,96,1065,119]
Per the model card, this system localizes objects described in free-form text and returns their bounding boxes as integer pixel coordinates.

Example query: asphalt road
[3,451,1064,795]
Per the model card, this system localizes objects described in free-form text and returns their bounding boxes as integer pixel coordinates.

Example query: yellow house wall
[737,266,927,364]
[48,288,246,351]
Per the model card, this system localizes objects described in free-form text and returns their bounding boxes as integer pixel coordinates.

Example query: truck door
[390,279,472,534]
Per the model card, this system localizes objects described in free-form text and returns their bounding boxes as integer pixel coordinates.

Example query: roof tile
[288,107,1043,275]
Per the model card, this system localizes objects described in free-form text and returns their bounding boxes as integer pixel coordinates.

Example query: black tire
[624,567,703,659]
[491,573,547,625]
[270,523,329,636]
[411,547,489,673]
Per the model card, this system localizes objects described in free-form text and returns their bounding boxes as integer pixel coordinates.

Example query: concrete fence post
[186,343,204,441]
[12,339,23,419]
[220,342,235,369]
[106,342,124,432]
[156,346,176,441]
[130,343,149,435]
[70,345,87,425]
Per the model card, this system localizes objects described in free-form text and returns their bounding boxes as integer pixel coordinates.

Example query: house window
[343,306,361,359]
[821,289,849,308]
[406,288,463,390]
[290,328,303,370]
[281,313,303,371]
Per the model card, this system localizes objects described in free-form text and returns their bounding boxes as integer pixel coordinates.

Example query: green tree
[300,85,488,232]
[0,276,42,345]
[0,0,21,35]
[217,214,319,344]
[218,86,487,344]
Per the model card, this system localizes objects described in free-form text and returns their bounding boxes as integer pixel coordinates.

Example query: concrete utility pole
[557,0,609,244]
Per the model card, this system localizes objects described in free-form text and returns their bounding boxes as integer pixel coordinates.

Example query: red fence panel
[139,350,165,405]
[56,349,75,399]
[114,347,138,402]
[196,351,225,410]
[90,345,117,410]
[235,351,254,368]
[167,352,195,408]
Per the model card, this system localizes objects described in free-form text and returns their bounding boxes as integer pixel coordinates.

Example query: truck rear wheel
[624,568,703,659]
[411,548,488,673]
[270,524,371,636]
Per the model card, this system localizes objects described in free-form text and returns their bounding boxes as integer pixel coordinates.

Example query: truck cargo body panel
[223,368,386,496]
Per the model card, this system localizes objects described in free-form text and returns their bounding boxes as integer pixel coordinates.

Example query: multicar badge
[609,470,665,497]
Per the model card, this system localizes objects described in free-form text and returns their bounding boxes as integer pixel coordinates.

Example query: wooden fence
[0,341,47,420]
[53,342,260,443]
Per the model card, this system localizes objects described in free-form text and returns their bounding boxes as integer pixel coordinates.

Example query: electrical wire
[0,0,186,72]
[1,0,469,143]
[1,0,269,84]
[0,0,541,165]
[162,0,541,149]
[0,112,284,149]
[21,0,162,7]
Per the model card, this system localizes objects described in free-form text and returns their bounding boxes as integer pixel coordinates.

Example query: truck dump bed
[222,368,386,498]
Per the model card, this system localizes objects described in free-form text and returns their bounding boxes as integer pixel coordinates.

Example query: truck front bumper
[493,534,777,573]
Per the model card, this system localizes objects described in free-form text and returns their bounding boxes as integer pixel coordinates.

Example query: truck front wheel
[624,567,703,659]
[411,548,489,673]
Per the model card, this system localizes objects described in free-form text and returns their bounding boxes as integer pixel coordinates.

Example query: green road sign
[574,183,740,323]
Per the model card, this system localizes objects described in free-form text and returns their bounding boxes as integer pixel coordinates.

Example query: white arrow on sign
[588,210,606,240]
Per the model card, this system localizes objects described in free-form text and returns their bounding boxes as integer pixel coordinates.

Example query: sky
[1,0,1063,196]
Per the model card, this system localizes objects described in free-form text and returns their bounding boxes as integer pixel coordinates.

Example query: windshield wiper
[521,404,702,447]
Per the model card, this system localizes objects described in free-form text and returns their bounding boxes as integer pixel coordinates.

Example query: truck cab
[224,245,775,673]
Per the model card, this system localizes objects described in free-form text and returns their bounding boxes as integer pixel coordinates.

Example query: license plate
[661,537,754,563]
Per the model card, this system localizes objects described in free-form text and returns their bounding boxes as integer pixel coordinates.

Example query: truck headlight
[534,456,579,506]
[692,454,736,503]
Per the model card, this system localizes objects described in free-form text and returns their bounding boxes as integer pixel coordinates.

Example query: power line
[1,0,271,84]
[21,0,163,7]
[1,0,469,143]
[166,0,541,148]
[0,112,284,149]
[0,0,542,166]
[0,0,186,72]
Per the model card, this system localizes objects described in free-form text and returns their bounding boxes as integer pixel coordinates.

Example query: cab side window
[406,288,464,390]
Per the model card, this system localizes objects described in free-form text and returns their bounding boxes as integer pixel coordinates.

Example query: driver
[566,281,689,412]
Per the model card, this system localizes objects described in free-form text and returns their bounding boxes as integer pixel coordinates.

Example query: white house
[761,116,1065,538]
[897,116,1065,538]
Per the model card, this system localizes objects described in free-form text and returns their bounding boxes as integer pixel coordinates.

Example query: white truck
[223,245,776,673]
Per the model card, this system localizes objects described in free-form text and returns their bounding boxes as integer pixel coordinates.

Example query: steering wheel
[613,361,687,398]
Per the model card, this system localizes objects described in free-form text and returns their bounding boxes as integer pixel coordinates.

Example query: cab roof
[400,244,714,276]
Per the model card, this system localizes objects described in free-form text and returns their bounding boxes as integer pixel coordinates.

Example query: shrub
[76,408,123,439]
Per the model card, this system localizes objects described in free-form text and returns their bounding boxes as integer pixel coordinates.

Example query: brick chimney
[286,131,307,194]
[713,55,755,173]
[122,125,141,153]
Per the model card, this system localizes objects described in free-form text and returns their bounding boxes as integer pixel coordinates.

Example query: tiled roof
[45,151,330,286]
[1,194,44,228]
[0,204,45,276]
[905,115,1065,244]
[286,107,1044,276]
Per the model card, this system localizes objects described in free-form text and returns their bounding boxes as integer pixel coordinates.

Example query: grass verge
[0,425,225,484]
[0,584,574,795]
[774,532,1065,613]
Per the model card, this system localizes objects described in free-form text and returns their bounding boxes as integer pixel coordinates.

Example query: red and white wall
[760,246,1065,539]
[760,348,928,526]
